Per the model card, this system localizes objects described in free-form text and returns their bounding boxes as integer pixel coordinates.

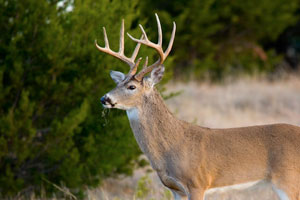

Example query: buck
[96,14,300,200]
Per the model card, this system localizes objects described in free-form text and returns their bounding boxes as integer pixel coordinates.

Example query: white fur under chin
[126,108,139,121]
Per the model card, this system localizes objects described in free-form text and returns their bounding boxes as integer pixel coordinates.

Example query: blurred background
[1,0,300,199]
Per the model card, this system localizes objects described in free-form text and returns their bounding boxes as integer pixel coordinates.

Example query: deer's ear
[110,70,125,84]
[146,65,165,87]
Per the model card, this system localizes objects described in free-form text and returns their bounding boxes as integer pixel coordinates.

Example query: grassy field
[89,76,300,200]
[167,76,300,128]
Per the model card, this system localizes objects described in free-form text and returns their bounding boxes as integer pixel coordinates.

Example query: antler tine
[119,19,125,55]
[156,13,163,46]
[103,27,109,48]
[95,19,143,74]
[127,14,176,81]
[138,24,149,42]
[128,57,142,76]
[143,56,149,70]
[130,35,144,62]
[165,21,176,58]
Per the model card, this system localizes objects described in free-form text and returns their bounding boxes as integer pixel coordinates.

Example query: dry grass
[89,76,300,200]
[166,76,300,128]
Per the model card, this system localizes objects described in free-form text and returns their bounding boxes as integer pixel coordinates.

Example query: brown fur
[124,88,300,200]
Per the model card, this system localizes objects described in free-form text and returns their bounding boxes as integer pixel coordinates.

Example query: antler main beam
[95,20,143,76]
[127,13,176,81]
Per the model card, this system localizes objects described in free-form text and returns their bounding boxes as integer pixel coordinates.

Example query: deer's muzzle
[100,95,116,108]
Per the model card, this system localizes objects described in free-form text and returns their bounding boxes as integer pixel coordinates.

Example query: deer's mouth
[101,95,117,108]
[104,102,116,108]
[102,100,117,108]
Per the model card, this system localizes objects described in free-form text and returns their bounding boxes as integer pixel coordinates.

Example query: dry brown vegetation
[167,76,300,128]
[90,76,300,200]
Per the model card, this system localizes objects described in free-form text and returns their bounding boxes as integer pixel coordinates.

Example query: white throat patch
[126,108,139,121]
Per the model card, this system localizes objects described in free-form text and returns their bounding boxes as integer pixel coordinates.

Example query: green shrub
[0,0,161,197]
[174,0,299,79]
[140,0,299,79]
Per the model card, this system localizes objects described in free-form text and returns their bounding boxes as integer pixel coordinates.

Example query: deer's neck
[126,89,184,170]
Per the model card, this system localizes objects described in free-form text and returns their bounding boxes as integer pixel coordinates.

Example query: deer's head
[97,14,176,110]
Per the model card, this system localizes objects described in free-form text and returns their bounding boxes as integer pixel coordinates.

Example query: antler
[127,13,176,81]
[95,19,143,76]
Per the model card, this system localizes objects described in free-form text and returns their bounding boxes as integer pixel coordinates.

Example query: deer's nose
[100,95,108,105]
[101,95,115,107]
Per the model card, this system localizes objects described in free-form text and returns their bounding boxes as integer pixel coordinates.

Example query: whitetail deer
[96,14,300,200]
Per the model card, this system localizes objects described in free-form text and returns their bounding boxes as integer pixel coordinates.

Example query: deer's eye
[128,85,136,90]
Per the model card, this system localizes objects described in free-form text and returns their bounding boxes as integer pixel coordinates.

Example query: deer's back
[210,123,300,153]
[183,123,300,188]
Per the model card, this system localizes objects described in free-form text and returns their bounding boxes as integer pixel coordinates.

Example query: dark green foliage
[0,0,160,197]
[140,0,299,79]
